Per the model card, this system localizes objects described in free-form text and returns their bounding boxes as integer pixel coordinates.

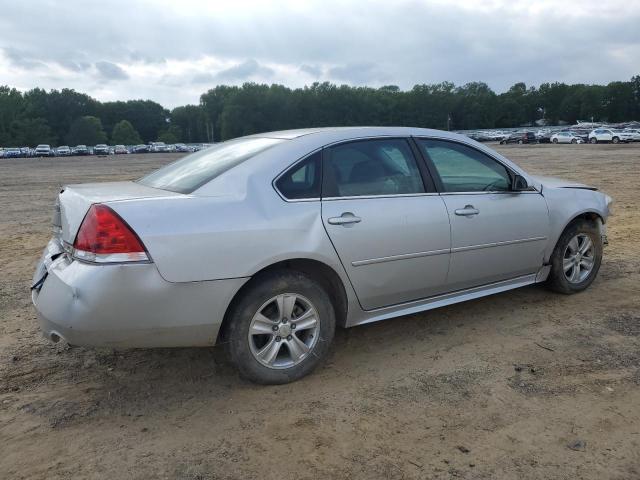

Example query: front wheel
[547,220,602,294]
[571,139,577,144]
[225,270,335,384]
[552,138,558,144]
[612,136,620,144]
[590,137,597,144]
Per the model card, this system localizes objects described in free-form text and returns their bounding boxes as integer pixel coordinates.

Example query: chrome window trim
[439,189,539,196]
[323,192,439,201]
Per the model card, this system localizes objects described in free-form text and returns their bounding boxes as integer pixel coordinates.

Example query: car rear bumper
[31,238,248,348]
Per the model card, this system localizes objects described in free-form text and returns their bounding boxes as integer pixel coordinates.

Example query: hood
[530,175,597,191]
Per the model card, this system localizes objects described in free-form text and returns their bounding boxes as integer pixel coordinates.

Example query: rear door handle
[328,212,362,225]
[454,205,479,216]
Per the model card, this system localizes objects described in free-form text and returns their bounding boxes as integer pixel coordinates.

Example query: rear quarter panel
[107,189,348,285]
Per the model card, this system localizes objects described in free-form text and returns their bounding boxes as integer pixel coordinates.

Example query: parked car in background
[3,147,24,158]
[34,144,53,157]
[588,129,632,144]
[57,146,72,156]
[20,147,30,157]
[622,129,640,141]
[31,127,612,384]
[537,132,554,144]
[133,144,149,153]
[72,145,89,155]
[94,144,110,156]
[174,143,191,153]
[114,145,128,154]
[149,142,169,153]
[500,132,537,144]
[570,130,590,142]
[551,132,583,144]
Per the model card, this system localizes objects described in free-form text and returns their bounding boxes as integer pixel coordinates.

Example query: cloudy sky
[1,0,639,108]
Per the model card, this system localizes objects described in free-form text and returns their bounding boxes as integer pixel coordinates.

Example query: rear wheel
[547,220,602,294]
[225,270,335,384]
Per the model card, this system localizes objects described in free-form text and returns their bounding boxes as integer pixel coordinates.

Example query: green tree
[157,125,182,144]
[111,120,142,145]
[66,116,107,145]
[171,105,208,142]
[10,117,56,146]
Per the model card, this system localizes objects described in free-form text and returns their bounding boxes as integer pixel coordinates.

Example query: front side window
[417,139,512,193]
[138,137,284,194]
[323,139,425,197]
[275,151,321,199]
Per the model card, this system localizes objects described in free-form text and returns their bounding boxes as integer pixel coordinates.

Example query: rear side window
[275,151,321,200]
[323,139,425,197]
[138,137,284,194]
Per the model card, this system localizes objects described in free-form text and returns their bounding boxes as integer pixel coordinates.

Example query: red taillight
[73,204,148,262]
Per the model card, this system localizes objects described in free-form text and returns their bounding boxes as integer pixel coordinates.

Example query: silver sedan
[32,127,612,384]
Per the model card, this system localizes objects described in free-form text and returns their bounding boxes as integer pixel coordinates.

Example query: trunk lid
[56,181,181,244]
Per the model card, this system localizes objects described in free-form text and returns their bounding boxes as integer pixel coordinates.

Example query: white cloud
[0,0,638,108]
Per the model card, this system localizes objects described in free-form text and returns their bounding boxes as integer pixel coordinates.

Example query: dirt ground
[1,144,639,479]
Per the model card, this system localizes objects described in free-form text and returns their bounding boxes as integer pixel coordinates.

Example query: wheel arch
[216,258,349,344]
[545,209,605,264]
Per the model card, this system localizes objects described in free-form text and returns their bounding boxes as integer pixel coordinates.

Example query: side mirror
[512,174,529,191]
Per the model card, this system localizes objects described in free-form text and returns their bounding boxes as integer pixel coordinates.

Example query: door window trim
[412,136,539,195]
[320,136,437,200]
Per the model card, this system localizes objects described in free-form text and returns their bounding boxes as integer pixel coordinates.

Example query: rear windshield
[138,137,284,193]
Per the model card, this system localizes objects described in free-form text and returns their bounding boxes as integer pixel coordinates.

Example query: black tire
[571,139,577,144]
[612,136,619,144]
[552,138,558,144]
[590,137,597,144]
[224,270,335,384]
[546,219,602,294]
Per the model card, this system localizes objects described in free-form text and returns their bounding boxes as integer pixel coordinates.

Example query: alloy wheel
[248,293,320,369]
[563,234,595,284]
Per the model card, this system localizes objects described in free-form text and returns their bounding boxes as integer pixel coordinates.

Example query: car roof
[195,126,532,196]
[243,126,472,142]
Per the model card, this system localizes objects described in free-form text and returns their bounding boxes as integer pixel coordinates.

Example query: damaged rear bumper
[31,238,248,348]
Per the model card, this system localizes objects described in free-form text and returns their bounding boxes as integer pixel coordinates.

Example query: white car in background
[550,132,583,144]
[622,129,640,141]
[588,129,633,144]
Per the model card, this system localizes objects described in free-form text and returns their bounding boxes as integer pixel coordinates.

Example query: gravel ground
[1,144,639,479]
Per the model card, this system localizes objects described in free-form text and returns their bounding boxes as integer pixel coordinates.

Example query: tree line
[1,76,639,147]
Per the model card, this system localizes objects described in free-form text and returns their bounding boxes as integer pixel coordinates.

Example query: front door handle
[454,205,479,216]
[328,212,362,225]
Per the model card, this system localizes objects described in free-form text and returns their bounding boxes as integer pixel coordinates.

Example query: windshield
[138,137,285,193]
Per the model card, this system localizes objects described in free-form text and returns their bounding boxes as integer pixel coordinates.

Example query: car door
[597,129,611,142]
[416,138,550,291]
[321,138,451,310]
